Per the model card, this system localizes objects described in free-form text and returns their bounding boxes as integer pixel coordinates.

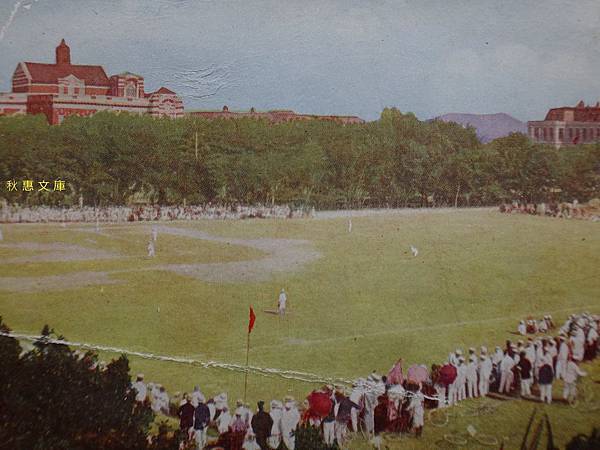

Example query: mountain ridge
[432,112,527,143]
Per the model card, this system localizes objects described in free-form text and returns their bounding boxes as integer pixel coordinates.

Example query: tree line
[0,109,598,208]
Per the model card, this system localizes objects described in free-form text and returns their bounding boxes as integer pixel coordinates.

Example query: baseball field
[1,208,599,448]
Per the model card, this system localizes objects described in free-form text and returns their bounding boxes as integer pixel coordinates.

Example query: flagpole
[243,330,250,402]
[245,306,256,403]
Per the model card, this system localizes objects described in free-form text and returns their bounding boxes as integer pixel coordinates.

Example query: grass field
[1,208,599,448]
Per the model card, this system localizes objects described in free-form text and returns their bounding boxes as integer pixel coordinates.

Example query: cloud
[0,0,598,121]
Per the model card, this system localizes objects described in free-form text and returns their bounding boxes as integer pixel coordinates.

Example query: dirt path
[0,242,119,263]
[0,226,321,291]
[154,226,321,283]
[0,271,121,293]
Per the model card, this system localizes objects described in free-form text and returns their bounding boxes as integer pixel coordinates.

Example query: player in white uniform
[278,289,287,317]
[147,240,155,258]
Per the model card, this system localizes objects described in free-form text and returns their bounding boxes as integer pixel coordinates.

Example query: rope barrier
[0,331,351,386]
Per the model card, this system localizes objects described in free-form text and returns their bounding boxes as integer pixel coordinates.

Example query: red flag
[248,306,256,334]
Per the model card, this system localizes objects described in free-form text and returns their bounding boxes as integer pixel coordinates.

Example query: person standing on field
[178,394,195,440]
[147,240,155,258]
[278,289,287,317]
[268,400,283,449]
[563,355,587,402]
[517,351,533,396]
[478,353,492,396]
[538,352,554,404]
[499,351,515,394]
[131,374,147,403]
[280,397,300,450]
[193,397,211,450]
[466,356,478,398]
[251,401,273,450]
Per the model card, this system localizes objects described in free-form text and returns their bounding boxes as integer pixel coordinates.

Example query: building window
[74,87,79,95]
[558,128,564,141]
[568,128,573,139]
[535,128,540,138]
[125,84,136,98]
[582,129,587,141]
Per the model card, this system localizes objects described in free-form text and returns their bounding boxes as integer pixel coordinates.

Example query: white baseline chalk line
[0,331,351,386]
[0,330,442,401]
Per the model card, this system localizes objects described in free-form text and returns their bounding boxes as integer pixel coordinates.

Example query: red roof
[545,106,600,122]
[545,101,600,122]
[153,87,176,95]
[22,62,110,86]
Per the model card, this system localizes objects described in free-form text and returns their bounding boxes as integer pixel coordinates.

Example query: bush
[0,317,158,450]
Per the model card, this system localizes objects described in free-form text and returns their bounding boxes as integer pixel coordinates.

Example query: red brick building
[528,100,600,147]
[0,40,184,124]
[188,105,364,124]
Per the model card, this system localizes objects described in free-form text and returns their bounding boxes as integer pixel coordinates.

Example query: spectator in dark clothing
[194,398,211,449]
[538,355,554,404]
[177,394,195,441]
[517,352,533,396]
[322,397,336,446]
[374,393,389,434]
[334,391,360,447]
[251,400,273,450]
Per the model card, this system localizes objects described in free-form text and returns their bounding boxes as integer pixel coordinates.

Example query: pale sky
[1,0,599,121]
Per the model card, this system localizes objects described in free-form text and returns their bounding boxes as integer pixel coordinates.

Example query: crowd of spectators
[0,204,315,223]
[499,199,600,221]
[127,312,598,449]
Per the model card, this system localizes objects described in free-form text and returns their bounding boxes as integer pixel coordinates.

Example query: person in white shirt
[281,398,300,450]
[147,240,155,258]
[499,352,515,394]
[190,385,205,408]
[555,336,569,380]
[456,358,467,401]
[478,353,492,396]
[268,400,283,449]
[217,407,232,434]
[538,319,548,333]
[466,356,479,398]
[131,374,147,402]
[525,340,536,365]
[563,356,587,402]
[518,321,526,335]
[278,289,287,317]
[407,389,425,437]
[492,347,503,365]
[571,331,585,362]
[158,386,170,414]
